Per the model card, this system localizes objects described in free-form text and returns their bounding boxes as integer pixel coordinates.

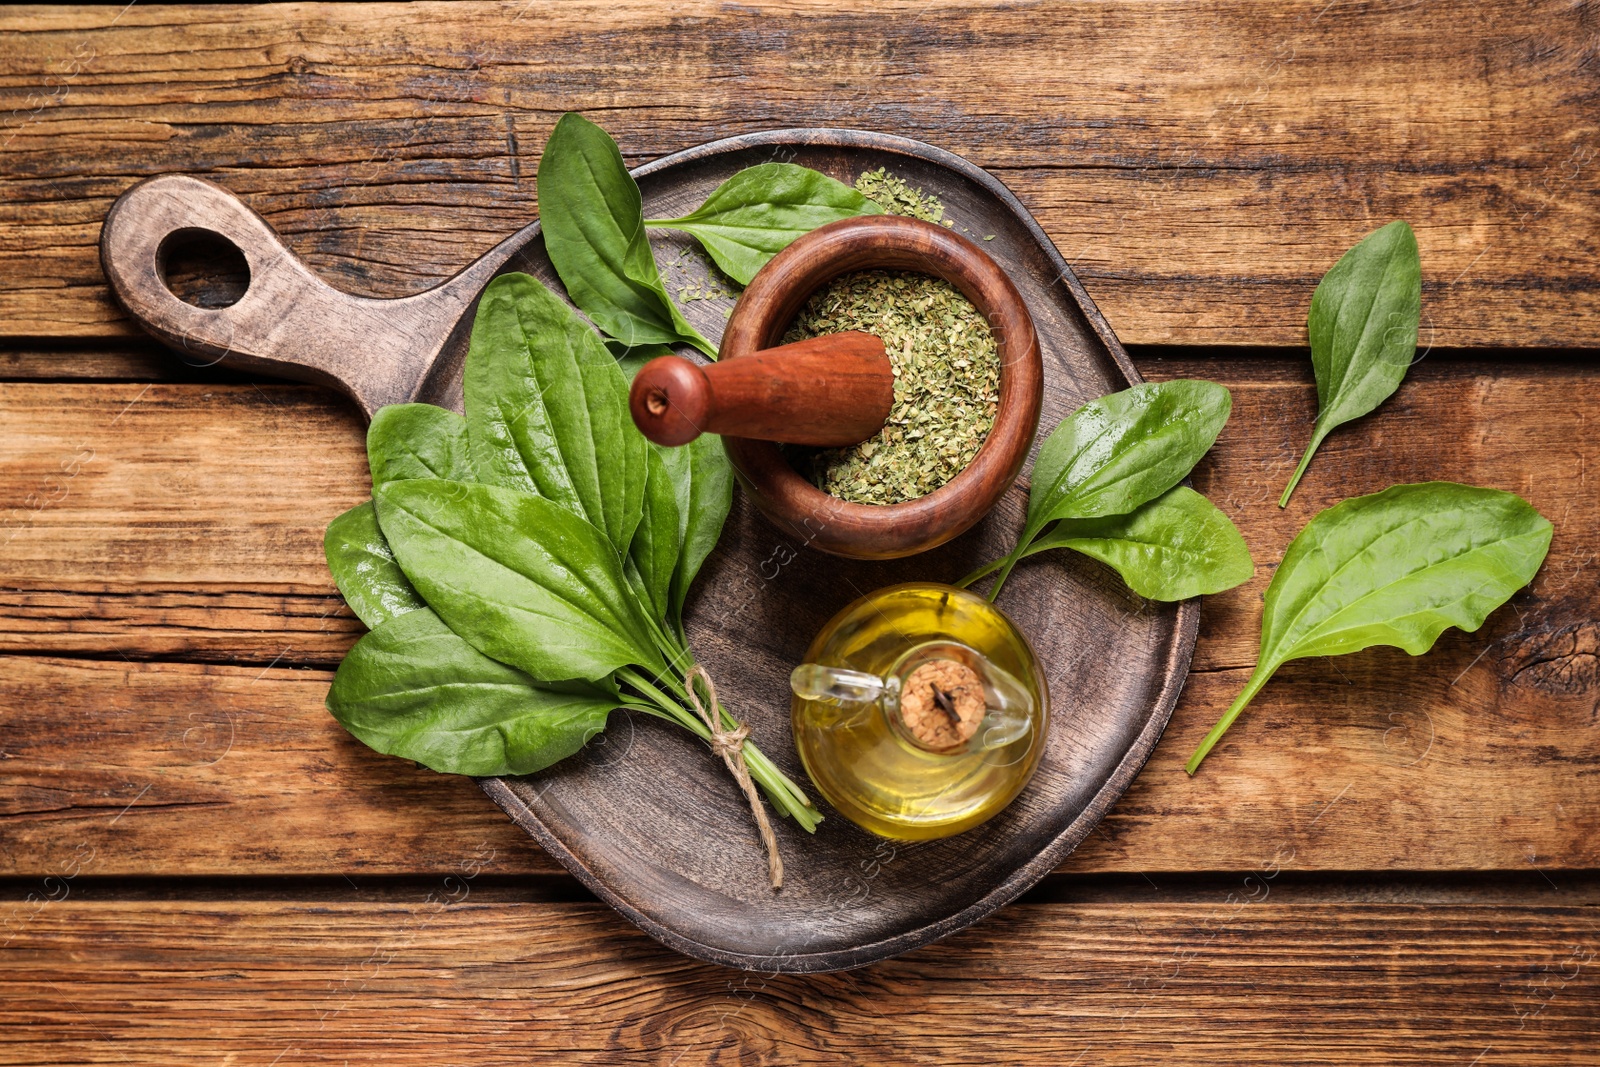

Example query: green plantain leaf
[1024,486,1253,601]
[324,500,424,629]
[367,403,471,485]
[327,606,621,776]
[969,380,1233,600]
[374,478,660,682]
[1027,380,1233,530]
[537,113,714,356]
[1280,221,1421,506]
[626,444,681,625]
[464,272,646,557]
[615,352,735,628]
[1188,481,1552,773]
[666,430,734,626]
[645,163,881,285]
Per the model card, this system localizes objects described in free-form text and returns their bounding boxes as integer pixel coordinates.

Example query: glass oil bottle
[790,582,1048,841]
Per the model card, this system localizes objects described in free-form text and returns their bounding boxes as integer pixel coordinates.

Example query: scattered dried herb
[855,167,955,227]
[783,269,1000,504]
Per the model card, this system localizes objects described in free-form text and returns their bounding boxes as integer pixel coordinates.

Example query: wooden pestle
[628,330,895,447]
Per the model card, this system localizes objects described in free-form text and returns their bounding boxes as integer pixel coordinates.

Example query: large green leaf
[1280,221,1421,506]
[537,113,714,356]
[367,403,471,485]
[615,353,735,627]
[1188,481,1552,773]
[626,445,681,625]
[464,272,646,556]
[971,380,1234,600]
[324,500,424,629]
[665,430,734,625]
[327,606,621,776]
[1024,486,1253,601]
[374,478,659,681]
[645,163,881,286]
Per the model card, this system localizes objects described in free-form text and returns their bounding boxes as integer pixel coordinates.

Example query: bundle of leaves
[323,272,821,839]
[319,112,898,874]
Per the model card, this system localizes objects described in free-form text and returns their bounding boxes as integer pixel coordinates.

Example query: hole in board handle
[157,228,250,309]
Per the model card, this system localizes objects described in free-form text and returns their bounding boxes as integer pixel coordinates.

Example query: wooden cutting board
[100,129,1197,972]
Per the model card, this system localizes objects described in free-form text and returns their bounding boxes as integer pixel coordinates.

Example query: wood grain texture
[3,2,1598,346]
[2,898,1597,1064]
[4,626,1594,880]
[0,381,366,593]
[1,357,1595,879]
[99,174,518,417]
[0,655,556,878]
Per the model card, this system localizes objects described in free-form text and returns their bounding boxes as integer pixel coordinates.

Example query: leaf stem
[954,555,1005,590]
[986,547,1023,602]
[615,665,820,831]
[640,611,690,673]
[1278,428,1326,508]
[617,667,702,735]
[672,612,690,651]
[1185,664,1278,774]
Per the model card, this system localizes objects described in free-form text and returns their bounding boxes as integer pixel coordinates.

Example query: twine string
[683,663,783,890]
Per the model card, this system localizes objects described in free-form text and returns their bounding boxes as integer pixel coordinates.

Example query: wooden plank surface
[2,1,1598,347]
[1,358,1595,877]
[2,898,1597,1065]
[4,1,1600,1054]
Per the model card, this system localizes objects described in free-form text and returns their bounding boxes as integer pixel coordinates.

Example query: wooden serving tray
[100,130,1197,973]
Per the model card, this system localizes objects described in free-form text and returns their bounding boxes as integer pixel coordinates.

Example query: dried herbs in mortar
[779,169,997,504]
[784,270,1000,504]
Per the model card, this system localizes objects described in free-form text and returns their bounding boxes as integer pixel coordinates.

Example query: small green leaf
[1280,221,1422,506]
[367,403,471,485]
[464,272,646,557]
[969,380,1233,600]
[646,163,881,285]
[327,606,621,777]
[374,478,660,682]
[1028,380,1233,529]
[1188,481,1552,773]
[1024,486,1253,601]
[324,500,424,629]
[537,113,715,356]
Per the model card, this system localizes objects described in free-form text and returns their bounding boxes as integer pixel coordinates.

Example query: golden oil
[790,582,1048,840]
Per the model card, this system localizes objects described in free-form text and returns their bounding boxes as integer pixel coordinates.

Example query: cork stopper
[898,659,986,752]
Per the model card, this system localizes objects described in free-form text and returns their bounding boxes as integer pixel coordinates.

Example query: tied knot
[709,720,750,754]
[683,664,783,890]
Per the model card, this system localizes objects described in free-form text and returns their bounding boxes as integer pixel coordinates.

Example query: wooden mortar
[720,214,1043,559]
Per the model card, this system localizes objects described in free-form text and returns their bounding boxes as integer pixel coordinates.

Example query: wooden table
[3,3,1598,1062]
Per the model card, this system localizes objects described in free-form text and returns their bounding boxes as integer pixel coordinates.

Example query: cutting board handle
[99,174,515,417]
